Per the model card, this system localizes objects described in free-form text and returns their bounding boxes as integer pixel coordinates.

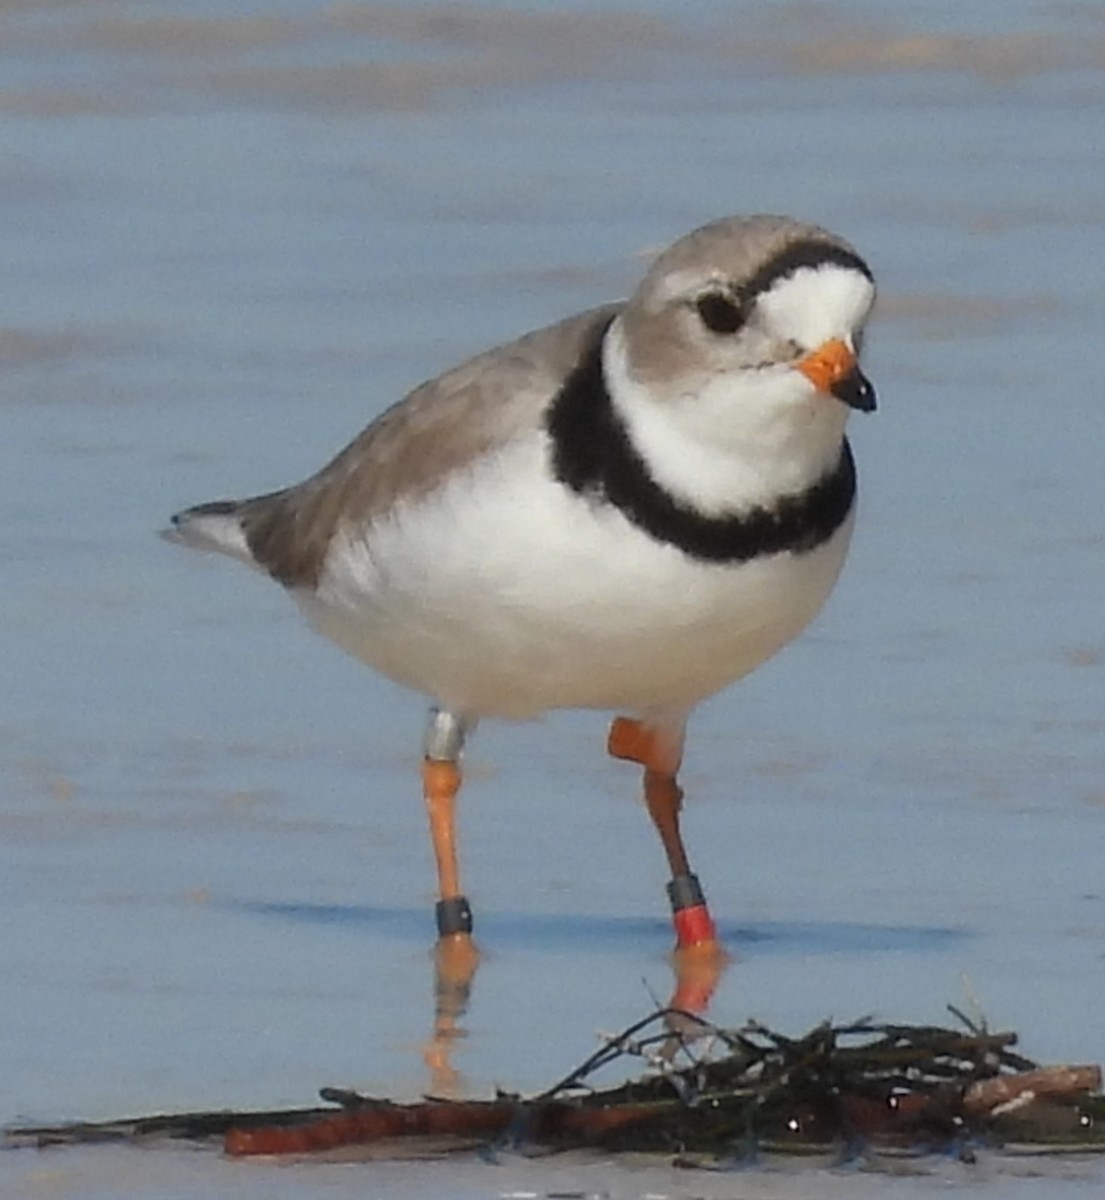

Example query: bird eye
[695,292,746,335]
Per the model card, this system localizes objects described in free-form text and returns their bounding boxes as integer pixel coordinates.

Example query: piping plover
[166,214,876,954]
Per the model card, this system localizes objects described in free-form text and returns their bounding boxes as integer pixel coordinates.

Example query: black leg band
[435,895,474,937]
[666,873,707,913]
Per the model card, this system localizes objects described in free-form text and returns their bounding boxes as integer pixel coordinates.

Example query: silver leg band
[423,707,468,763]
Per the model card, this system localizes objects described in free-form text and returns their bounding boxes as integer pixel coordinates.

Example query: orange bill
[796,338,856,393]
[797,338,876,412]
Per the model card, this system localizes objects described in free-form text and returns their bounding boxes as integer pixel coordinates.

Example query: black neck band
[545,320,855,564]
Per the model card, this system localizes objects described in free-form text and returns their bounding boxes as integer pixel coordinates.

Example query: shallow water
[2,1,1104,1196]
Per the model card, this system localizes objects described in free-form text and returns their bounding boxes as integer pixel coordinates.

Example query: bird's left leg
[608,715,726,1012]
[608,715,726,1010]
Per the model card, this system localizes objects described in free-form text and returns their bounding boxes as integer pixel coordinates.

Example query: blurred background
[1,2,1103,1193]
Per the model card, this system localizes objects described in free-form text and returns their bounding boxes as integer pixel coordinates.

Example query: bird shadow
[232,899,965,958]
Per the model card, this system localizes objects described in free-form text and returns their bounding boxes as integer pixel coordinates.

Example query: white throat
[602,319,848,516]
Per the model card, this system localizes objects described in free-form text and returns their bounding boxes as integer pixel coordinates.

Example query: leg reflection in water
[420,926,730,1095]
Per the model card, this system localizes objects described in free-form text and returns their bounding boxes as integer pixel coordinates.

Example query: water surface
[2,2,1104,1196]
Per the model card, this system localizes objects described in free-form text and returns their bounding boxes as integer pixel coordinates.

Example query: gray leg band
[667,873,706,913]
[436,896,474,937]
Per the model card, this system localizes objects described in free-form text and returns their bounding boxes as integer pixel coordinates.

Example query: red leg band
[670,973,718,1014]
[673,903,717,948]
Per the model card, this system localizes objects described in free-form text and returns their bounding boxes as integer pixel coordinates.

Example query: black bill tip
[831,368,877,413]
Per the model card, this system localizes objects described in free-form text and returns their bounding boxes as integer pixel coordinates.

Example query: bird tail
[161,499,257,568]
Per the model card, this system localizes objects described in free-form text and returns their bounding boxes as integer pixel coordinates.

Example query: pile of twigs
[7,1007,1102,1160]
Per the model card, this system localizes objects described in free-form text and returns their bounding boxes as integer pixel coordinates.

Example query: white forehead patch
[756,265,875,348]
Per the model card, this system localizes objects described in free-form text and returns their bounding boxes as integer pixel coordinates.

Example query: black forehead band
[736,239,874,306]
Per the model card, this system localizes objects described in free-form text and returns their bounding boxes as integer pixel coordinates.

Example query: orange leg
[421,756,479,987]
[422,759,465,910]
[608,716,723,971]
[421,709,478,947]
[420,708,479,1094]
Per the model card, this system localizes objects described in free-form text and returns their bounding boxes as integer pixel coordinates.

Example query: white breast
[295,432,853,721]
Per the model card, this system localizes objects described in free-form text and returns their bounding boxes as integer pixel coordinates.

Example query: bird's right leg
[421,707,478,1093]
[422,707,476,944]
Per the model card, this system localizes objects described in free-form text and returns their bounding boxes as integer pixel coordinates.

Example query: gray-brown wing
[222,303,621,589]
